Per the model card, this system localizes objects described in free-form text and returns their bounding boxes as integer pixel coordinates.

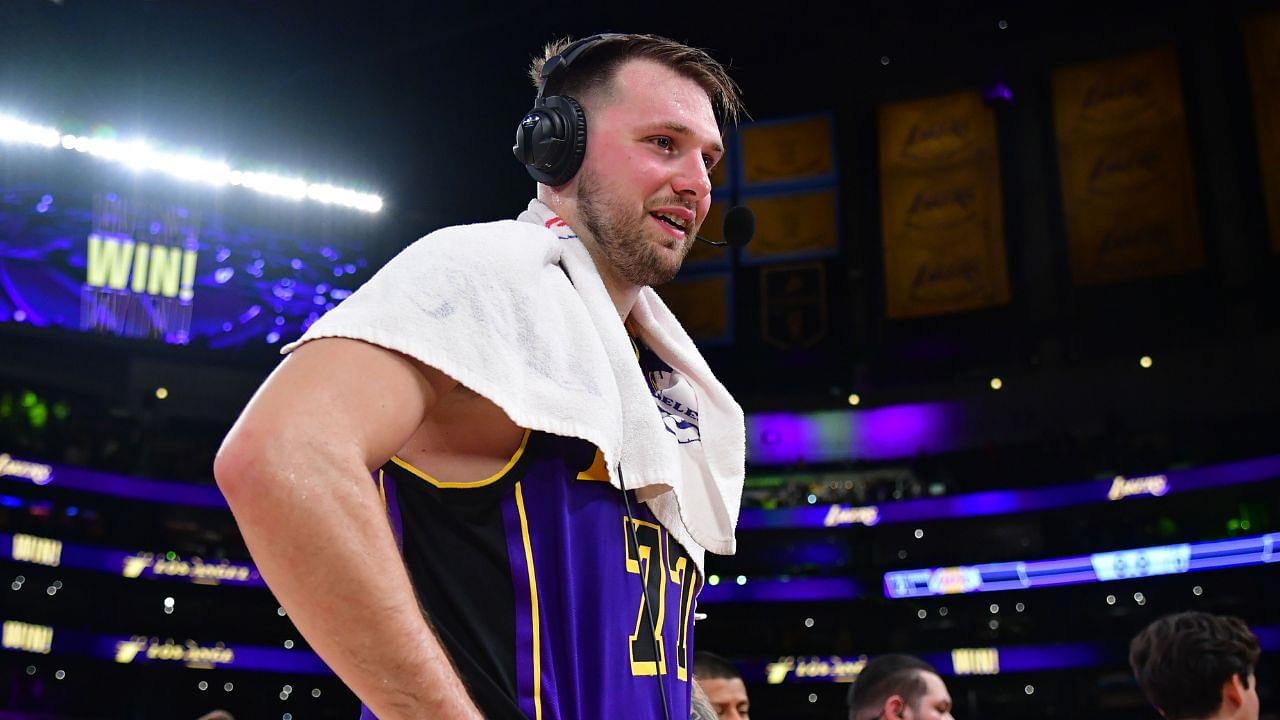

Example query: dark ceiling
[8,0,1272,235]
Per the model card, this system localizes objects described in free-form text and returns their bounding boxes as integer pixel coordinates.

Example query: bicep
[223,338,456,473]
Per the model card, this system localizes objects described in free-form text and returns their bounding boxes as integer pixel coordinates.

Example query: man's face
[699,676,750,720]
[902,672,954,720]
[573,58,724,287]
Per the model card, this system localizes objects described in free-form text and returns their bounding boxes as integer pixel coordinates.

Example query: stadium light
[0,111,383,213]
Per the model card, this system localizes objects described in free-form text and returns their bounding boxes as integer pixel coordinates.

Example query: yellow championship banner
[655,273,731,343]
[878,91,1010,318]
[1245,12,1280,253]
[741,189,839,264]
[739,115,835,186]
[1052,47,1204,283]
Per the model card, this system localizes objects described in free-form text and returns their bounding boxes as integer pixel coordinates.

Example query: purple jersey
[365,430,702,720]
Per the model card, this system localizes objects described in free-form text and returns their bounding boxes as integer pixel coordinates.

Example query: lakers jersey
[363,429,703,720]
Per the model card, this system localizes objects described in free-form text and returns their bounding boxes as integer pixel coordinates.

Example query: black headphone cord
[618,462,674,720]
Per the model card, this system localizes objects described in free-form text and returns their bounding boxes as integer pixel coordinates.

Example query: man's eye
[703,155,715,169]
[652,137,672,150]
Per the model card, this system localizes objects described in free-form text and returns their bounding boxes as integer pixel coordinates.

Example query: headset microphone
[695,205,755,248]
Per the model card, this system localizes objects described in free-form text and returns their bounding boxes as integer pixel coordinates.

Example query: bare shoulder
[284,337,456,399]
[217,337,461,482]
[393,383,526,485]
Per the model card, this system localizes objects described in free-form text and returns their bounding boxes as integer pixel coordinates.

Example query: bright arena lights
[0,112,383,213]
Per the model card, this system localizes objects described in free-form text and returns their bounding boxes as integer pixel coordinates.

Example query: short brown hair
[1129,611,1261,720]
[847,654,936,720]
[527,34,744,128]
[693,650,743,681]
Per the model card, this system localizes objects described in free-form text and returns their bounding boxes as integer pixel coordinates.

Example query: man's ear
[886,695,907,720]
[1222,673,1246,711]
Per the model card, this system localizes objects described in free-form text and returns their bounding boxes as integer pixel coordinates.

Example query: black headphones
[512,33,623,186]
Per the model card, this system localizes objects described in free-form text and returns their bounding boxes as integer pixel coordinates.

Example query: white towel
[281,199,745,568]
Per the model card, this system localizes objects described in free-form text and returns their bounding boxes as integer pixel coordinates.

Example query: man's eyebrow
[645,121,725,155]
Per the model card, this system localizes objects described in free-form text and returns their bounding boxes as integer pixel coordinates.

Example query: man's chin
[646,263,682,287]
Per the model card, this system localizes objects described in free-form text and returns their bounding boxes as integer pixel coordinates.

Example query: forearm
[221,443,480,719]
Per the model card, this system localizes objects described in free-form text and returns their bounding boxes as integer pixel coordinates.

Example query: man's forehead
[701,676,748,698]
[607,60,721,139]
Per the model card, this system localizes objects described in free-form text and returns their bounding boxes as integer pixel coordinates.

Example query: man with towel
[215,33,746,720]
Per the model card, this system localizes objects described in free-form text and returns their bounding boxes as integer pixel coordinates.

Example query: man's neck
[539,187,641,322]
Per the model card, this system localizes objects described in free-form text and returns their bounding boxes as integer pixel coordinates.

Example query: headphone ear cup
[547,95,587,185]
[512,95,587,186]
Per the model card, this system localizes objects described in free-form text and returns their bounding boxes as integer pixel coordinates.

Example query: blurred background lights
[1140,355,1154,368]
[847,393,861,406]
[0,112,381,212]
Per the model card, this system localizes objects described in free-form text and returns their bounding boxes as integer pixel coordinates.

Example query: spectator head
[1130,611,1261,720]
[693,651,750,720]
[847,654,954,720]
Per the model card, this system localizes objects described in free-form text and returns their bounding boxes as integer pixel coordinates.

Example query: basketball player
[1130,612,1261,720]
[215,34,745,720]
[847,655,955,720]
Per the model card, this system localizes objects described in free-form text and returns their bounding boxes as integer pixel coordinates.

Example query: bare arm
[214,338,481,719]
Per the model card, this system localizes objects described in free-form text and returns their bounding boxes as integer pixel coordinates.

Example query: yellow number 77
[623,517,699,681]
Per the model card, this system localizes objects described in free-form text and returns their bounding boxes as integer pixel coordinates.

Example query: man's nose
[671,155,712,202]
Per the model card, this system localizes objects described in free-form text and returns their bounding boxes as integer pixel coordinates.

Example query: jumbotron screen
[0,187,372,348]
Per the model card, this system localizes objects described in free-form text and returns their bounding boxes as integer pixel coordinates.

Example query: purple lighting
[984,82,1014,103]
[748,403,960,464]
[884,532,1280,599]
[738,454,1280,530]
